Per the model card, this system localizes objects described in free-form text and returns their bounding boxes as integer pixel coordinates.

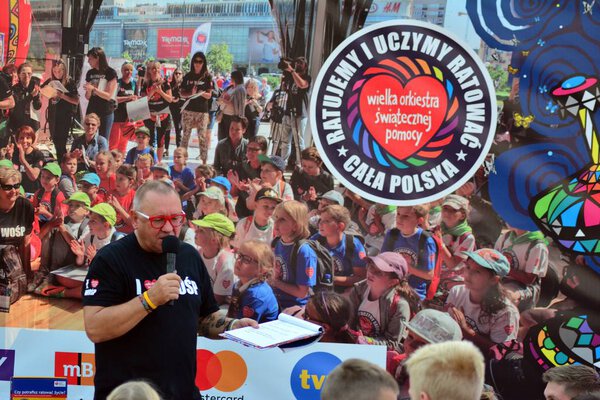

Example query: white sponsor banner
[0,327,386,400]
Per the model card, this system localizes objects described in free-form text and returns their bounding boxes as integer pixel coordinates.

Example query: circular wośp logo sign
[310,20,496,205]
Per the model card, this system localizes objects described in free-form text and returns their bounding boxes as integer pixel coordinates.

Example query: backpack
[382,228,443,300]
[315,233,359,274]
[90,231,126,245]
[272,237,335,292]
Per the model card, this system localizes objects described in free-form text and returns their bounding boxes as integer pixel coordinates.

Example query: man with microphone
[82,180,257,400]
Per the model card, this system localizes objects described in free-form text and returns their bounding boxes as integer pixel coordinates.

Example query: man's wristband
[226,319,238,331]
[139,294,153,313]
[143,291,158,310]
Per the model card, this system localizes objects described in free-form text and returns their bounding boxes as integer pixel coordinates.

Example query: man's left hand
[233,318,259,330]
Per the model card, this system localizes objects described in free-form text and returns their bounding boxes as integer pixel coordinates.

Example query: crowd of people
[0,47,598,400]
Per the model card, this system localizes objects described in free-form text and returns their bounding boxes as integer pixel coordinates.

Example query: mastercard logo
[196,350,247,392]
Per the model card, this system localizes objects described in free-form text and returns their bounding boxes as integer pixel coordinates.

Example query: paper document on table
[221,313,323,349]
[126,97,151,121]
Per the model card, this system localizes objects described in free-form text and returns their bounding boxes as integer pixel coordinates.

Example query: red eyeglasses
[136,211,186,230]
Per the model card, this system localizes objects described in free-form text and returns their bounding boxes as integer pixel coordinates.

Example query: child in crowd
[182,164,215,219]
[52,203,118,298]
[302,291,356,344]
[58,153,78,198]
[78,172,104,205]
[208,176,237,222]
[95,150,116,197]
[107,164,136,234]
[349,252,421,352]
[193,186,226,219]
[134,153,153,188]
[110,149,124,169]
[308,189,345,233]
[311,204,367,291]
[31,191,91,294]
[437,194,476,292]
[227,240,279,322]
[125,126,157,165]
[290,147,334,211]
[270,200,317,309]
[358,203,397,256]
[394,309,463,397]
[445,248,520,352]
[381,205,437,300]
[170,147,195,197]
[150,162,170,181]
[191,213,236,305]
[33,162,67,229]
[232,187,279,249]
[247,155,293,211]
[494,226,549,311]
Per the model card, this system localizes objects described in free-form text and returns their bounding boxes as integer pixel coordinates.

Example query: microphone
[162,236,180,306]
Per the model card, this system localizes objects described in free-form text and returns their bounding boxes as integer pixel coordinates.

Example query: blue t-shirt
[310,233,366,277]
[125,146,157,165]
[381,227,436,299]
[230,280,278,323]
[170,166,195,195]
[273,240,317,309]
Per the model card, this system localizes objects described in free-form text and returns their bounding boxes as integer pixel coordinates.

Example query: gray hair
[132,180,179,211]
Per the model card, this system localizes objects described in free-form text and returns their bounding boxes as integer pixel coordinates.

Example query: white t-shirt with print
[357,287,382,337]
[231,216,274,249]
[82,227,116,252]
[446,284,519,343]
[494,232,549,278]
[441,232,476,276]
[200,249,235,296]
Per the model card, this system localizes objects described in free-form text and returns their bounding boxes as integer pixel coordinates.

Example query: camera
[278,57,294,71]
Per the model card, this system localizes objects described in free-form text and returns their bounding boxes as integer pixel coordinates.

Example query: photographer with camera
[270,57,311,169]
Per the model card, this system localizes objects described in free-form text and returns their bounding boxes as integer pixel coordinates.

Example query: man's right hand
[147,273,182,307]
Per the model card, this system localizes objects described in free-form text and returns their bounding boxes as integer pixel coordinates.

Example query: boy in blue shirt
[382,205,437,299]
[310,204,366,292]
[124,126,157,165]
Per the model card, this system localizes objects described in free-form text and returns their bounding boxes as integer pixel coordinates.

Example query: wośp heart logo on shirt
[311,20,496,205]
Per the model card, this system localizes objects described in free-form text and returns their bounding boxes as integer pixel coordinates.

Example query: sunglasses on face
[1,183,20,191]
[235,253,258,265]
[193,59,203,64]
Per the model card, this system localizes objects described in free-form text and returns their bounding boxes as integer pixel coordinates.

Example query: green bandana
[441,219,472,237]
[510,230,548,245]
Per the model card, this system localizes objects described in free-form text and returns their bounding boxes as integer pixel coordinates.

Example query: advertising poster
[311,20,497,206]
[248,28,281,64]
[157,28,195,59]
[123,29,147,62]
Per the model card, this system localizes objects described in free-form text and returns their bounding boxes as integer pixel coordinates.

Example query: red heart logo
[144,279,157,290]
[243,306,255,318]
[91,279,99,288]
[359,75,447,160]
[222,280,231,289]
[504,325,514,335]
[305,267,315,278]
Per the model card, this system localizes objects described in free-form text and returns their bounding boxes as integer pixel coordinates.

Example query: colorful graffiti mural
[0,0,32,65]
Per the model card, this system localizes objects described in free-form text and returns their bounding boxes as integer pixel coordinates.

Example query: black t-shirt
[181,72,213,113]
[12,149,45,194]
[283,72,311,117]
[140,80,171,115]
[290,168,334,210]
[42,78,78,122]
[82,234,219,400]
[0,73,12,121]
[0,197,34,247]
[86,67,118,116]
[114,79,136,123]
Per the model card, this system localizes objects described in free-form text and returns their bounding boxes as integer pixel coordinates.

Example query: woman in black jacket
[8,62,41,136]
